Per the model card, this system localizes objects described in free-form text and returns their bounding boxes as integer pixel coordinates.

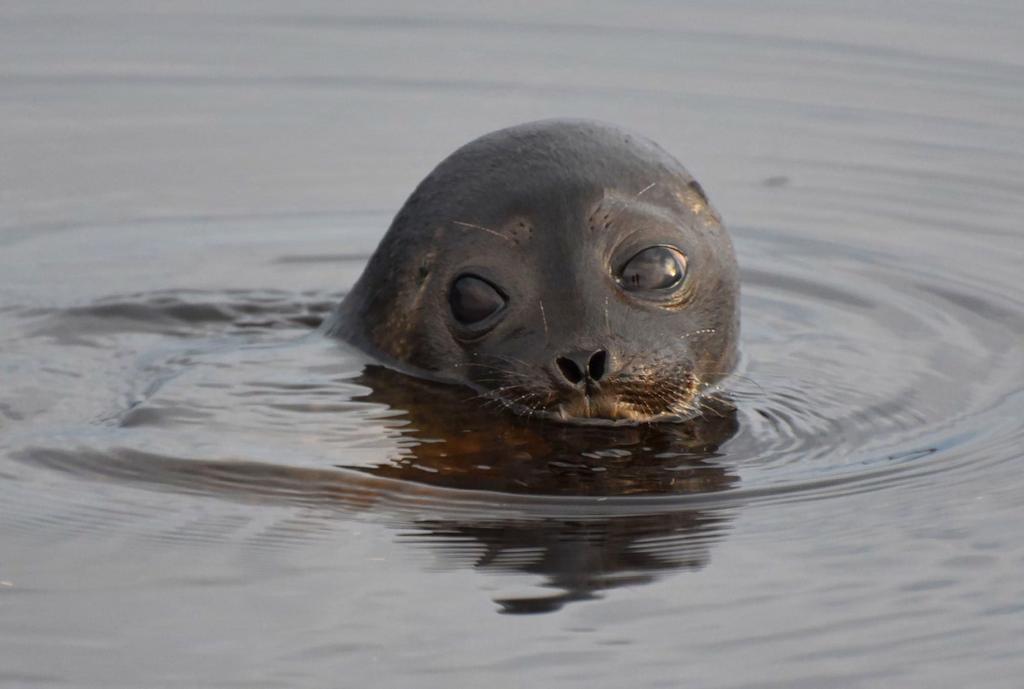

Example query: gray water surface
[2,2,1024,688]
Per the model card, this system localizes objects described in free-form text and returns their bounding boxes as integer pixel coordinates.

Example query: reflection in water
[347,366,740,613]
[402,511,732,615]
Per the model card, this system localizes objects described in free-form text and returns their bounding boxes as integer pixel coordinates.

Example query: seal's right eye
[449,275,507,325]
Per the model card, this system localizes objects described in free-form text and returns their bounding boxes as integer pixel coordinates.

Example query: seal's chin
[539,392,694,426]
[555,393,632,423]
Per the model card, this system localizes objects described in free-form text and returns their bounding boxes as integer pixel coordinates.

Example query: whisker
[451,221,512,242]
[607,181,658,228]
[634,181,657,200]
[481,352,537,370]
[697,371,766,398]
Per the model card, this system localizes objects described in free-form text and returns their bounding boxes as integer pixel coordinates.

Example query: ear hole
[688,179,708,203]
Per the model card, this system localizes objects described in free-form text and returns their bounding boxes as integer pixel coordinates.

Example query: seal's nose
[555,349,608,386]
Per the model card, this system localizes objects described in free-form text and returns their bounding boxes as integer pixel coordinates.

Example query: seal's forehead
[438,173,698,233]
[440,179,710,253]
[429,177,599,235]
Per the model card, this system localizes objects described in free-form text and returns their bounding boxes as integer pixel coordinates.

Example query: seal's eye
[618,246,687,292]
[449,274,507,325]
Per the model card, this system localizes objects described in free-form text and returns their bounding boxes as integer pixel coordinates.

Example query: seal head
[325,119,739,424]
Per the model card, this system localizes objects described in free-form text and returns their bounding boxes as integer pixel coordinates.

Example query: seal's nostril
[588,349,608,381]
[556,350,608,385]
[556,356,584,384]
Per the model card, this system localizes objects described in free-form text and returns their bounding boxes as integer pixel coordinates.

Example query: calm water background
[2,2,1024,687]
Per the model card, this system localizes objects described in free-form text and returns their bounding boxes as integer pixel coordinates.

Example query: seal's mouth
[551,392,670,424]
[552,392,700,425]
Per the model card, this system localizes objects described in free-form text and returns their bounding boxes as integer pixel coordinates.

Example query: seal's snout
[554,348,610,389]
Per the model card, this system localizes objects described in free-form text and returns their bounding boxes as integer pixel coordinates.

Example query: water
[2,2,1023,687]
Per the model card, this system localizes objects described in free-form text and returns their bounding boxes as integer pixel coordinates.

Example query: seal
[325,119,739,424]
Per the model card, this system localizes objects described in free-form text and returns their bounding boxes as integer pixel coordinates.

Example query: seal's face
[436,187,737,423]
[330,120,739,424]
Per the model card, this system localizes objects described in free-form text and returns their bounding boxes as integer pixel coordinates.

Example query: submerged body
[326,119,739,423]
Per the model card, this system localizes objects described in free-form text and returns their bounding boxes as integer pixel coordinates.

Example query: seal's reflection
[344,366,740,614]
[401,511,733,614]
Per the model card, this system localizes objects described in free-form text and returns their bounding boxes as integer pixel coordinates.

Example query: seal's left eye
[449,274,507,325]
[618,246,687,292]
